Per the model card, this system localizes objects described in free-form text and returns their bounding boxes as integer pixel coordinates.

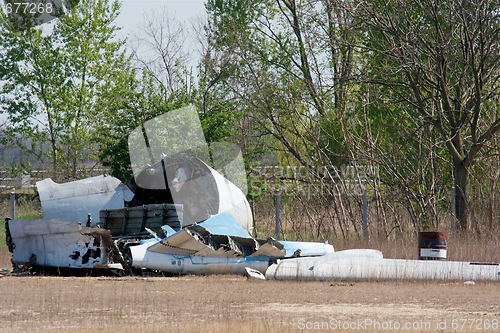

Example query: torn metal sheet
[189,212,252,238]
[130,240,269,274]
[144,212,280,258]
[245,267,266,280]
[148,229,211,256]
[146,232,259,258]
[160,224,177,238]
[250,240,286,258]
[265,249,500,281]
[188,212,332,258]
[128,211,336,275]
[7,218,125,270]
[37,175,134,226]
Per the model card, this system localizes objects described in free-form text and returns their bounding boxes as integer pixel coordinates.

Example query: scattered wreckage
[5,105,331,276]
[5,105,500,281]
[6,217,126,274]
[5,158,332,276]
[265,249,500,281]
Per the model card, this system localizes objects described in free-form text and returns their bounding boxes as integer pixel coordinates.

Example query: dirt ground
[0,271,499,333]
[0,230,499,333]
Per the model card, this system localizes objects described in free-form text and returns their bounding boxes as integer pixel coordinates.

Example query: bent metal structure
[265,249,500,281]
[128,212,334,275]
[6,170,500,281]
[7,218,126,272]
[5,106,500,280]
[6,170,333,275]
[127,216,500,281]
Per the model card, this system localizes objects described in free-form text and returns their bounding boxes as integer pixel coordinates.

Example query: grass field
[1,197,500,332]
[0,266,499,333]
[1,237,499,333]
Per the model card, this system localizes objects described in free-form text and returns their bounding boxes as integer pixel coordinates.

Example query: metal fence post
[362,188,368,239]
[275,189,281,240]
[10,191,15,220]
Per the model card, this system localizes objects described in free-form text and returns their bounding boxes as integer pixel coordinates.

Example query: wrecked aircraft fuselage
[265,249,500,281]
[7,105,311,275]
[129,155,253,231]
[6,218,125,272]
[5,151,259,274]
[6,105,500,281]
[36,175,134,227]
[128,212,334,275]
[5,168,333,275]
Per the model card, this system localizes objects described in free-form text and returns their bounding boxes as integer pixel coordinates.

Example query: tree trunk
[454,162,469,232]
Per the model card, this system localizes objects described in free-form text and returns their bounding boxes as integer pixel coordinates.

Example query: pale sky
[0,1,207,123]
[116,0,206,39]
[116,0,207,68]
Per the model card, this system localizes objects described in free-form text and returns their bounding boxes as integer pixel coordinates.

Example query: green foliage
[1,0,498,235]
[0,0,136,179]
[203,0,364,204]
[205,0,263,49]
[359,0,500,231]
[98,69,195,183]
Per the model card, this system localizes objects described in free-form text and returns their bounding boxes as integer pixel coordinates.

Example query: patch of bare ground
[0,272,498,333]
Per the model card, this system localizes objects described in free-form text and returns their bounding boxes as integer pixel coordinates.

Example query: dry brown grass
[332,232,500,263]
[1,246,500,333]
[0,262,499,333]
[1,197,500,332]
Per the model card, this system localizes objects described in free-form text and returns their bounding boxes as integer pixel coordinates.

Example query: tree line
[1,0,500,236]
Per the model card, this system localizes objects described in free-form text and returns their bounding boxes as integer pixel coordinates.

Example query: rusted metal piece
[418,232,447,260]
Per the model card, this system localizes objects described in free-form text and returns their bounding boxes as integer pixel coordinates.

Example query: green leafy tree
[0,0,135,179]
[204,0,468,237]
[99,8,197,182]
[98,69,195,182]
[358,0,500,232]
